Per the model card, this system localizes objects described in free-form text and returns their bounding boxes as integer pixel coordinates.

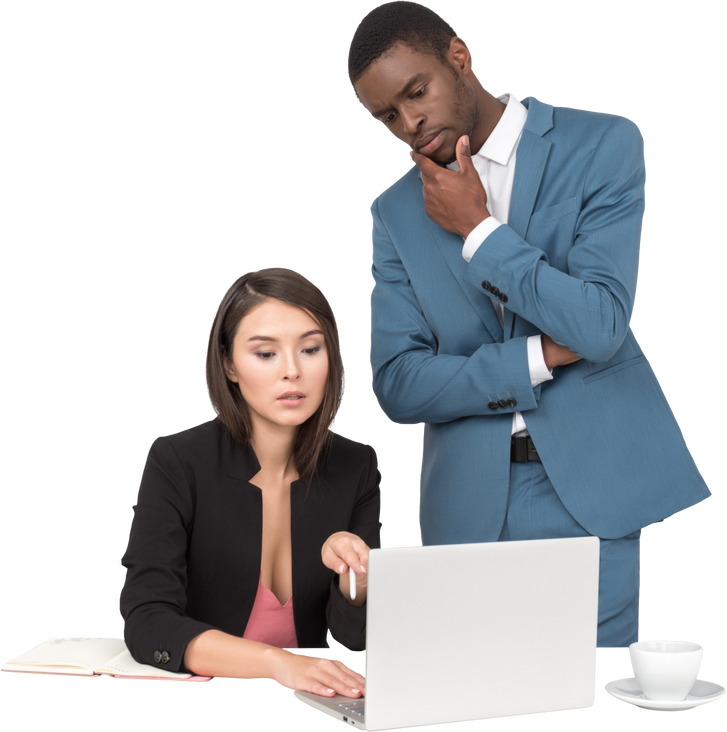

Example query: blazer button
[497,400,507,408]
[161,651,170,664]
[507,398,517,408]
[154,651,162,663]
[499,293,508,303]
[488,402,498,410]
[481,281,492,291]
[490,286,500,297]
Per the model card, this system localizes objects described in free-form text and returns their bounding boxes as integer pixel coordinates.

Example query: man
[349,1,709,646]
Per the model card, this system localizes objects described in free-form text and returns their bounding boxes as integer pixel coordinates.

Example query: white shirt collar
[474,94,528,166]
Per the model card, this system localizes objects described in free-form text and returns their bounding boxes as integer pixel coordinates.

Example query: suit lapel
[502,98,554,339]
[502,129,551,340]
[414,98,555,343]
[423,205,504,341]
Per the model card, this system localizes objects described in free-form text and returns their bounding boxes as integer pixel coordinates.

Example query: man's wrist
[460,210,490,239]
[462,216,502,262]
[528,335,554,387]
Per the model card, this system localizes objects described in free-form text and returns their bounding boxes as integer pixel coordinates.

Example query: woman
[120,269,380,698]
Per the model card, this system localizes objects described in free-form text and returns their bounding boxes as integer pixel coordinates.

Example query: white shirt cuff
[462,217,503,262]
[527,335,554,388]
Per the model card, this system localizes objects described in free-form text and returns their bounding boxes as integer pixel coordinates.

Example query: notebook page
[96,648,211,681]
[0,633,126,676]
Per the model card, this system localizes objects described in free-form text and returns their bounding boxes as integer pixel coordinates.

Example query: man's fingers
[455,135,473,173]
[410,150,439,175]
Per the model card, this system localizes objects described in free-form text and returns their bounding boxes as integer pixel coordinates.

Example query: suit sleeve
[326,445,381,651]
[463,117,645,363]
[120,438,217,673]
[371,197,537,425]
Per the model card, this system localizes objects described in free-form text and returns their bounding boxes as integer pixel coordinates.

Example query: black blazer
[120,419,381,673]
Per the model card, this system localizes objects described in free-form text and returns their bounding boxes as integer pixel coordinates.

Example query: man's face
[354,42,477,165]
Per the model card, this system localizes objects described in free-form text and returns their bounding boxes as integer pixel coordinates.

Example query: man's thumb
[456,135,474,171]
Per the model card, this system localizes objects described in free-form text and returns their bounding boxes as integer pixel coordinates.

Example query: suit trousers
[498,460,640,647]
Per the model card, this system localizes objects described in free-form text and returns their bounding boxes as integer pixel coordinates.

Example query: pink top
[241,575,298,648]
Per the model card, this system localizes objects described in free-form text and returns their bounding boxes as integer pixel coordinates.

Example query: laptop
[295,536,599,730]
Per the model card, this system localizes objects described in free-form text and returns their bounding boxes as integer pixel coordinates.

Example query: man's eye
[381,86,427,125]
[383,111,396,125]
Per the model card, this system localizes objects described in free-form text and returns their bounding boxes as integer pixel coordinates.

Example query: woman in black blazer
[120,269,380,698]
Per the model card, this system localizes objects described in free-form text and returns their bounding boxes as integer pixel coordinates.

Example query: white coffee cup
[629,640,702,701]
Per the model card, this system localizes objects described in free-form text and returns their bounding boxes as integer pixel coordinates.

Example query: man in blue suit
[349,2,710,646]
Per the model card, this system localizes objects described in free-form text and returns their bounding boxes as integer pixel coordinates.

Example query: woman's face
[224,299,329,434]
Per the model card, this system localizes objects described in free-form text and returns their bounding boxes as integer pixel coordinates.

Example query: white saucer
[605,678,725,711]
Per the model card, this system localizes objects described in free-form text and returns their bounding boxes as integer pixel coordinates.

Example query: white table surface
[0,647,727,732]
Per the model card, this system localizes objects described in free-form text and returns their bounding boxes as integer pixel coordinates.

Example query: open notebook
[3,637,210,681]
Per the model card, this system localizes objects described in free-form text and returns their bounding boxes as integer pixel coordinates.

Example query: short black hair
[348,2,456,85]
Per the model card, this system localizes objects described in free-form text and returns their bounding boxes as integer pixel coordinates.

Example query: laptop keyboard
[335,699,366,718]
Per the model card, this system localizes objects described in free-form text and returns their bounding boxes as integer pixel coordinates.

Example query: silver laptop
[296,536,599,730]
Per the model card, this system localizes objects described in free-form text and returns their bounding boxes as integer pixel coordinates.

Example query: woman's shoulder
[148,418,231,468]
[327,432,376,459]
[321,432,378,476]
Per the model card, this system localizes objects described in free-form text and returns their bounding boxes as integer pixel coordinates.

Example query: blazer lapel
[502,98,554,340]
[423,206,504,342]
[415,98,556,343]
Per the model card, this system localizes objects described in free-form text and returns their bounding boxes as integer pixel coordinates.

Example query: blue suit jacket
[370,97,709,542]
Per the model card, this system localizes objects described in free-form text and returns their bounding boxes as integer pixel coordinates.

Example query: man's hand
[541,334,582,370]
[410,135,490,239]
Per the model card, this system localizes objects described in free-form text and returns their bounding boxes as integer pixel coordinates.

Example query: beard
[441,72,478,165]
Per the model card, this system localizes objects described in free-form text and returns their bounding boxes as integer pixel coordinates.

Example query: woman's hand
[321,531,370,606]
[268,648,365,697]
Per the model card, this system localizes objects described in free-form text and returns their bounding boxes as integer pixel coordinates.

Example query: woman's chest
[259,488,293,604]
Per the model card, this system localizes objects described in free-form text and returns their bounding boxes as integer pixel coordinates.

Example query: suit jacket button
[488,402,498,410]
[481,281,491,291]
[161,651,170,663]
[154,651,162,663]
[497,400,507,408]
[507,398,517,408]
[490,286,500,297]
[499,293,508,303]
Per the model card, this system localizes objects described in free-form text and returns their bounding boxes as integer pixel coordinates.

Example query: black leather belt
[511,435,541,462]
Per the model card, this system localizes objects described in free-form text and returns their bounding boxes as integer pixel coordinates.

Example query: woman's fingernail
[327,688,335,694]
[339,564,346,573]
[352,689,361,694]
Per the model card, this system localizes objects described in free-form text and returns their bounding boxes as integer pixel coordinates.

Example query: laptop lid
[297,536,599,730]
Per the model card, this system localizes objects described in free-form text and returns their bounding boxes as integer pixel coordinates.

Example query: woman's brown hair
[206,268,344,479]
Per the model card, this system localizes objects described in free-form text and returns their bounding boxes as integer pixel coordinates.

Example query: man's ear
[448,37,472,75]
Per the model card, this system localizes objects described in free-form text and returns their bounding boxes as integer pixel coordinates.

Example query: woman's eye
[255,351,275,360]
[255,346,321,361]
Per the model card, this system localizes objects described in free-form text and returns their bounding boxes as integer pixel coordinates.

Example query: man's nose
[401,111,424,140]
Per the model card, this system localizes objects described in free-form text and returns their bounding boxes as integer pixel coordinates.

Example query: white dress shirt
[448,94,552,435]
